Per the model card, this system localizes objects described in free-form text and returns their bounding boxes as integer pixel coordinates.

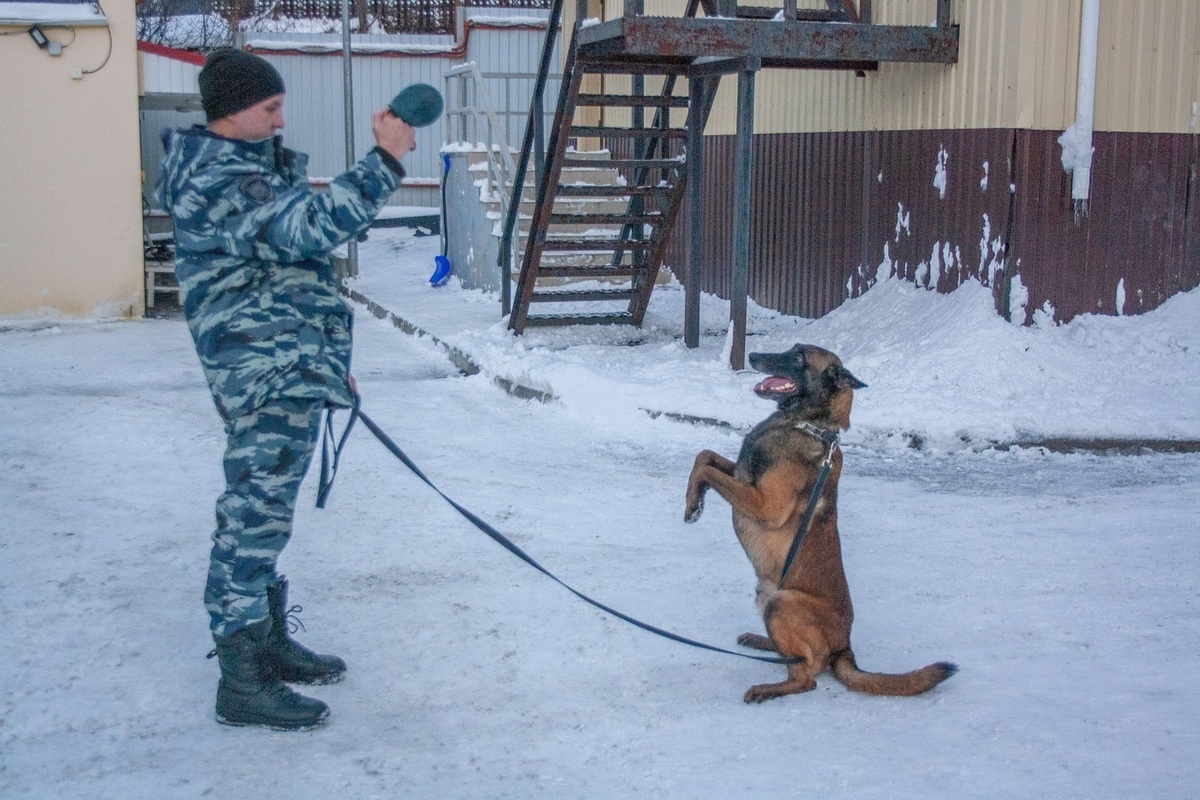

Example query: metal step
[529,288,638,303]
[523,311,636,327]
[561,149,616,160]
[556,184,673,197]
[538,254,631,269]
[570,125,688,140]
[490,196,632,213]
[577,60,694,76]
[536,265,645,278]
[538,238,656,252]
[512,224,626,239]
[562,157,683,170]
[549,212,663,225]
[575,93,690,108]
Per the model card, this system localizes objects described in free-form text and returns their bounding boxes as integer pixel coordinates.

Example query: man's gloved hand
[372,109,416,163]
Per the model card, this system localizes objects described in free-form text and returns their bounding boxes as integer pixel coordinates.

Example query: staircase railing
[444,61,521,279]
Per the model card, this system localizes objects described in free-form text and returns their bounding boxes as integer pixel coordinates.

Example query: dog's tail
[831,649,957,696]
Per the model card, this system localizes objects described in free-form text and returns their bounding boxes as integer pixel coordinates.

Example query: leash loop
[316,394,361,509]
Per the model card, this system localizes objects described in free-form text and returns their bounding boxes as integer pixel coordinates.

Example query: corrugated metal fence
[659,127,1200,324]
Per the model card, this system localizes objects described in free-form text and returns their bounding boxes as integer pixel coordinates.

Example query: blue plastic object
[430,153,452,286]
[429,255,452,287]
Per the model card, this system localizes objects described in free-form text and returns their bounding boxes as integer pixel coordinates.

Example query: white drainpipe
[1066,0,1101,216]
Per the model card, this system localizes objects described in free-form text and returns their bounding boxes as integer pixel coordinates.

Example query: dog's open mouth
[754,376,797,397]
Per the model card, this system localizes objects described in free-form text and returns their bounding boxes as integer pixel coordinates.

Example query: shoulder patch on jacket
[239,175,275,204]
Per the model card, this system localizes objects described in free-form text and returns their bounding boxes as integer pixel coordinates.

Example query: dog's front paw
[684,497,705,523]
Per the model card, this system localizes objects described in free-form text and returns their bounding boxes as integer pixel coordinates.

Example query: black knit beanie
[199,48,286,122]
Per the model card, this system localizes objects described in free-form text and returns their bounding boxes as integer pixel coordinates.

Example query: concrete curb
[343,287,555,403]
[1027,438,1200,455]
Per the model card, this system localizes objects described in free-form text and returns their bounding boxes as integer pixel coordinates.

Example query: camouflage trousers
[205,398,325,637]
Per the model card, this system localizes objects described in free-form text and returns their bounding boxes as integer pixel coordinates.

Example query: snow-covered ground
[351,230,1200,450]
[1,228,1198,798]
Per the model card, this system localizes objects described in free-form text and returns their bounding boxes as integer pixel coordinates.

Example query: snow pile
[805,276,1200,449]
[350,229,1200,451]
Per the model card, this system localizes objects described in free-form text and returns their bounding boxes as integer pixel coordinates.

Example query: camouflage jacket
[156,126,403,421]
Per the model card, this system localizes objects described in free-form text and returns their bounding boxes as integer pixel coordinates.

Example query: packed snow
[1,228,1198,798]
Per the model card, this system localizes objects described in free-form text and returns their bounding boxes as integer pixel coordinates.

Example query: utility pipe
[1068,0,1100,213]
[341,0,358,276]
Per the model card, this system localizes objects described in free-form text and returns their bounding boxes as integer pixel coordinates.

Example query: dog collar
[794,420,840,448]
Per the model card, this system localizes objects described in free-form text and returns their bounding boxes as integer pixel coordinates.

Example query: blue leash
[317,400,798,665]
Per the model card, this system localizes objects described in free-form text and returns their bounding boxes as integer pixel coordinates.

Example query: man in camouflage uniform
[157,48,415,730]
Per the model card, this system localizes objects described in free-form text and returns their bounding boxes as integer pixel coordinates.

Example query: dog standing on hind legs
[684,344,956,703]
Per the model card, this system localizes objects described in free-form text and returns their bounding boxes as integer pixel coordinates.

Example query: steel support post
[340,0,358,277]
[631,73,646,247]
[684,75,706,348]
[729,65,756,370]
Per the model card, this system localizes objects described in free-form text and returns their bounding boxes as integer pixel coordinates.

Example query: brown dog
[684,344,956,703]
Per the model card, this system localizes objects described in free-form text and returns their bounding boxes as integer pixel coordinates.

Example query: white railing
[444,62,561,287]
[444,63,522,263]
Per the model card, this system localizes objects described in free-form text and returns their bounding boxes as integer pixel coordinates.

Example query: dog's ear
[827,364,867,390]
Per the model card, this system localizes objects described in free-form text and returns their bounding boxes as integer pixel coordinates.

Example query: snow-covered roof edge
[0,1,106,25]
[245,15,550,58]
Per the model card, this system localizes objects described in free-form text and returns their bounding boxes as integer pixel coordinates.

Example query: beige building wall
[1095,0,1200,133]
[1,1,143,319]
[817,0,1078,133]
[566,0,1200,137]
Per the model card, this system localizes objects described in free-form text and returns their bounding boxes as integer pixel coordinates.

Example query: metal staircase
[508,7,713,333]
[503,0,959,337]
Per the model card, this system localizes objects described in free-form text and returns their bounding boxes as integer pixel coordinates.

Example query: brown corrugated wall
[1010,130,1200,320]
[658,128,1200,323]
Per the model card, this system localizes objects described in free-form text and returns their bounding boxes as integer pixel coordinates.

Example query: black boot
[213,619,330,731]
[264,576,347,685]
